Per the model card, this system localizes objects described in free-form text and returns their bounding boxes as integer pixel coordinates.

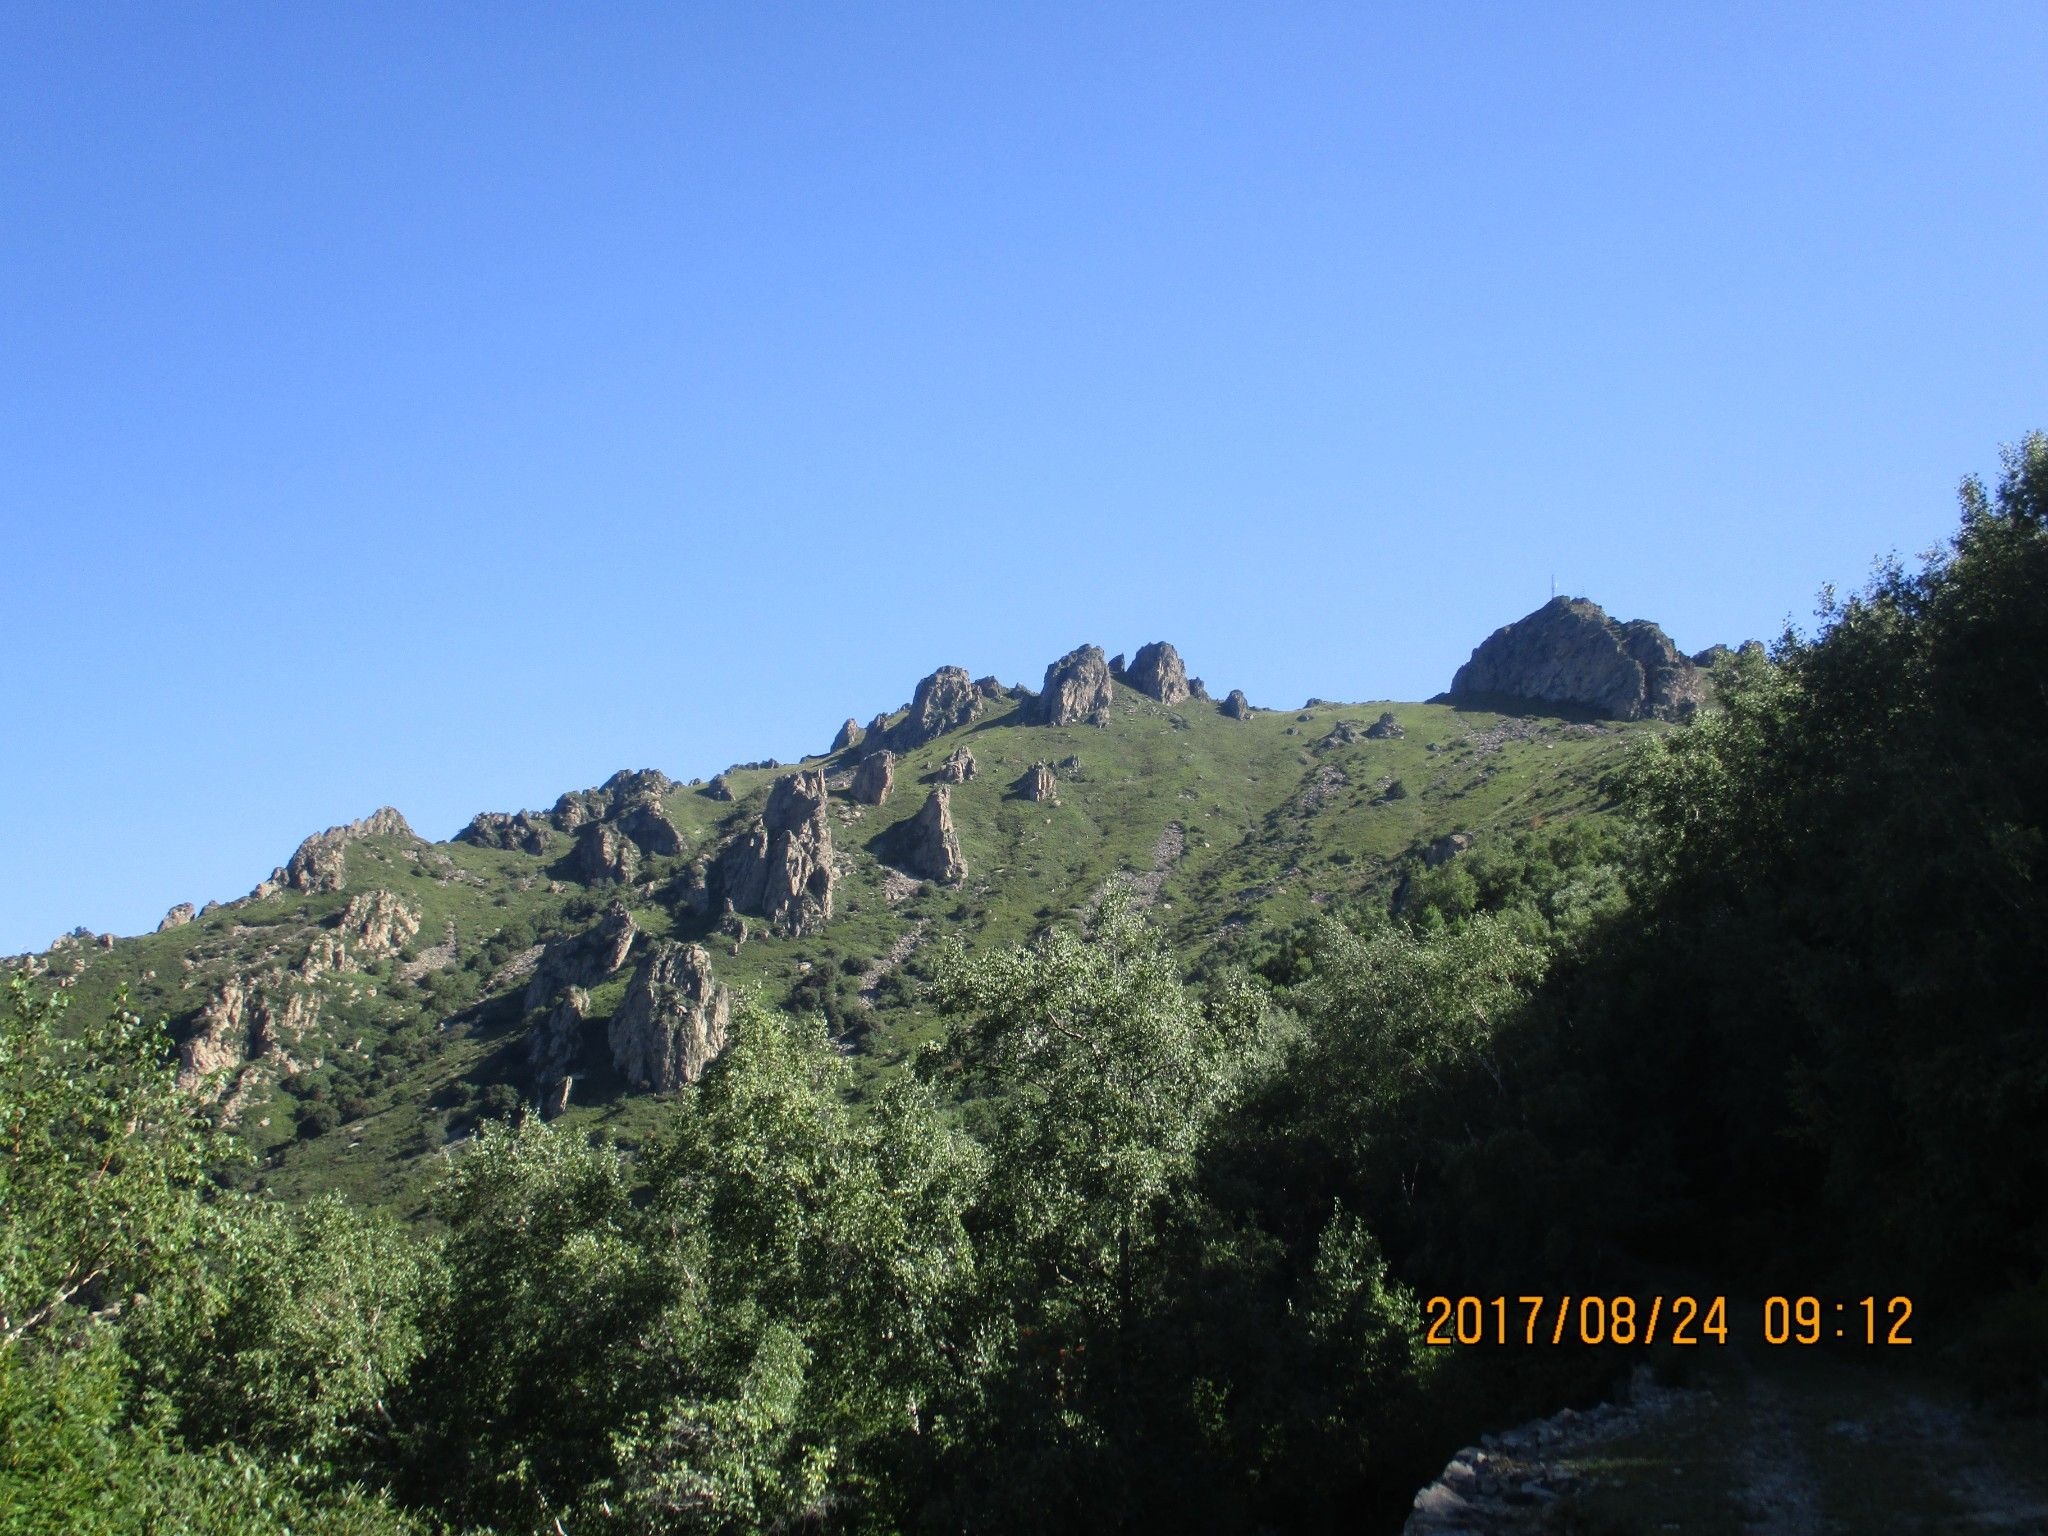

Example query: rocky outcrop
[608,941,730,1091]
[1221,689,1253,721]
[178,977,255,1090]
[714,771,834,936]
[936,746,977,784]
[1187,677,1211,701]
[570,822,639,885]
[831,717,864,754]
[158,903,196,933]
[887,666,983,751]
[1017,762,1059,804]
[850,750,895,806]
[1125,642,1191,705]
[1031,645,1115,726]
[457,810,553,855]
[1365,711,1404,739]
[1448,597,1706,721]
[523,902,640,1013]
[337,889,421,956]
[616,801,684,857]
[704,774,734,802]
[550,770,674,832]
[285,807,417,894]
[1424,832,1474,868]
[526,986,590,1093]
[886,787,966,883]
[973,676,1005,700]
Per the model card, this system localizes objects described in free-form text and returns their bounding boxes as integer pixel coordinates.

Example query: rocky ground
[1405,1352,2048,1535]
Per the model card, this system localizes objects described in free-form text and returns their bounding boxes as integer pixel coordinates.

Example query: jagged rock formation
[1366,711,1405,739]
[1032,645,1115,726]
[1017,762,1059,804]
[1424,832,1474,867]
[886,666,984,751]
[178,976,255,1089]
[1108,653,1127,681]
[1448,597,1705,721]
[936,746,977,783]
[973,676,1005,700]
[337,889,421,956]
[714,771,834,936]
[865,711,891,742]
[850,749,895,806]
[523,902,640,1013]
[570,822,639,885]
[616,801,684,857]
[285,807,417,894]
[1221,689,1253,721]
[1125,641,1191,705]
[457,810,553,854]
[1187,677,1211,701]
[704,774,734,802]
[549,770,674,832]
[608,941,730,1091]
[158,903,195,933]
[526,986,589,1094]
[887,787,966,883]
[831,717,864,754]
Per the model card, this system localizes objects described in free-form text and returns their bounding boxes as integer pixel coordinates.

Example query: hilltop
[13,607,1710,1211]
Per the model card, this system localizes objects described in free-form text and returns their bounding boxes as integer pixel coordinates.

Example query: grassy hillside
[23,676,1658,1215]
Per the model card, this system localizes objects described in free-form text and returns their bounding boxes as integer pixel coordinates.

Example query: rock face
[527,986,590,1093]
[1017,761,1059,803]
[887,666,983,751]
[524,902,640,1014]
[178,977,255,1090]
[1187,677,1211,701]
[608,941,730,1091]
[1221,689,1253,721]
[1032,645,1115,726]
[285,807,417,894]
[936,746,977,784]
[715,771,834,936]
[850,750,895,806]
[457,810,554,854]
[1125,642,1191,706]
[570,822,639,885]
[704,774,734,802]
[337,889,421,956]
[888,787,966,883]
[158,903,196,933]
[831,717,864,754]
[1448,597,1706,721]
[1365,711,1405,740]
[1424,832,1474,867]
[549,770,674,832]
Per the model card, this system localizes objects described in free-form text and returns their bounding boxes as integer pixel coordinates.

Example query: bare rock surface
[1017,761,1059,803]
[715,770,835,936]
[1221,689,1254,721]
[1125,641,1191,705]
[608,940,730,1090]
[1366,711,1406,739]
[569,822,639,885]
[936,746,977,784]
[1449,596,1705,721]
[850,749,895,806]
[1032,645,1115,726]
[526,986,590,1092]
[456,810,554,854]
[523,901,640,1013]
[887,787,966,883]
[158,903,196,933]
[831,717,864,754]
[549,770,674,832]
[285,807,417,894]
[887,665,984,751]
[337,889,421,956]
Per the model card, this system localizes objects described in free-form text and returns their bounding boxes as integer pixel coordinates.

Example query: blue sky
[3,3,2042,952]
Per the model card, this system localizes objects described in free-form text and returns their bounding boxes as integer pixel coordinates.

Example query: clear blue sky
[3,4,2042,953]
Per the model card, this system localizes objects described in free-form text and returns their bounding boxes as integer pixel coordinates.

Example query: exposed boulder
[608,941,731,1091]
[936,746,977,784]
[850,749,895,806]
[973,676,1005,700]
[1108,653,1128,682]
[1125,642,1191,705]
[337,889,421,956]
[831,717,864,754]
[888,666,983,751]
[1017,762,1059,804]
[457,810,553,854]
[704,774,735,802]
[714,770,834,936]
[887,787,967,884]
[526,986,590,1093]
[1365,711,1405,740]
[1221,689,1253,721]
[570,823,639,885]
[524,902,640,1013]
[550,770,674,832]
[1187,677,1211,701]
[158,903,196,933]
[285,807,417,894]
[616,801,685,858]
[865,711,892,742]
[1425,832,1475,867]
[1448,597,1706,721]
[1031,645,1115,726]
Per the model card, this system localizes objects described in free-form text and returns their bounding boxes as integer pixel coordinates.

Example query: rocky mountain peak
[888,666,984,751]
[1448,596,1704,721]
[1125,641,1191,705]
[285,807,419,895]
[1032,645,1115,726]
